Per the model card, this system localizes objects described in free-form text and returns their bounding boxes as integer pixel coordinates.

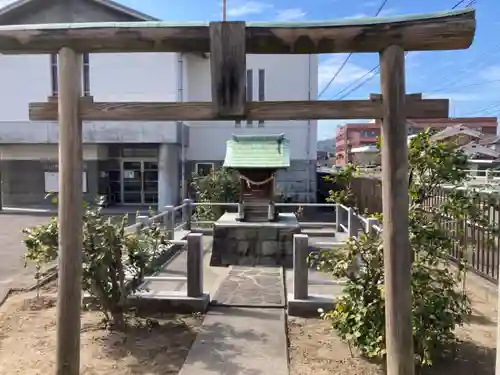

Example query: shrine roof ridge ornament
[0,8,475,54]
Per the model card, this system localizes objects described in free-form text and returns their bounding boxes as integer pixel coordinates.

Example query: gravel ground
[0,285,203,375]
[288,278,497,375]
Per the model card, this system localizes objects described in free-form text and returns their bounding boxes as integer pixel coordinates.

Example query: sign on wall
[44,172,88,193]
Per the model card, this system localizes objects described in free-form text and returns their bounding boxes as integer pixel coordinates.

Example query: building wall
[0,1,319,204]
[335,117,498,165]
[0,144,105,205]
[184,53,318,201]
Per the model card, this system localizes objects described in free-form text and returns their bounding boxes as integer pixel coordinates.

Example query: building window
[246,69,253,127]
[195,162,214,176]
[50,54,58,96]
[50,52,91,96]
[83,53,90,96]
[45,171,88,193]
[360,130,377,138]
[258,69,265,128]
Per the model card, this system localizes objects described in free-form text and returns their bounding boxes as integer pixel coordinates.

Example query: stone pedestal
[210,212,301,267]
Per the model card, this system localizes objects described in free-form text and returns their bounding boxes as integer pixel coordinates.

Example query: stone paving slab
[212,266,285,307]
[178,307,288,375]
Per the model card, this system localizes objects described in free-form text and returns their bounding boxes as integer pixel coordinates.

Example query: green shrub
[315,130,497,367]
[23,202,165,329]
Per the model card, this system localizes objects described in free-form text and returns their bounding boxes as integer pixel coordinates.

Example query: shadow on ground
[182,308,276,375]
[100,308,272,375]
[421,340,495,375]
[99,313,200,375]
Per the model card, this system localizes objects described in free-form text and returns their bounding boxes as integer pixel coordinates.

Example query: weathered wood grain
[210,22,246,117]
[28,99,448,121]
[0,9,475,54]
[55,47,84,375]
[379,45,414,375]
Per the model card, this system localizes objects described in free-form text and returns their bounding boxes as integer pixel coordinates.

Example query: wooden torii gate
[0,8,476,375]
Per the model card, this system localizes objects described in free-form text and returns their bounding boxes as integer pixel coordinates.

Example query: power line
[329,0,478,100]
[430,78,500,94]
[317,0,389,98]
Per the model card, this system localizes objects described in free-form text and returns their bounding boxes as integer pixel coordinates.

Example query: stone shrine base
[210,212,301,267]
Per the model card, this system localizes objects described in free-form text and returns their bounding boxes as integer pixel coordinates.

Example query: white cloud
[318,55,375,91]
[276,8,306,21]
[480,65,500,80]
[226,1,271,17]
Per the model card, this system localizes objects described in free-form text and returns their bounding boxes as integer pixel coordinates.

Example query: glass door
[121,160,158,204]
[143,161,158,204]
[122,161,142,204]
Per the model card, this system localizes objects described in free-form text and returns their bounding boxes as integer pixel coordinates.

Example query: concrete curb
[0,265,58,309]
[0,237,184,309]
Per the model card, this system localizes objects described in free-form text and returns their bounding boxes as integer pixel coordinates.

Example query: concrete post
[187,232,203,298]
[293,234,309,300]
[183,198,193,231]
[158,144,171,212]
[163,205,174,240]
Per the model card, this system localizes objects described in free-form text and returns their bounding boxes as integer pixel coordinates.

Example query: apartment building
[335,117,498,165]
[0,0,318,207]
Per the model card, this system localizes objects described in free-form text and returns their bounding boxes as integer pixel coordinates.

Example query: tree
[23,200,166,329]
[313,129,496,367]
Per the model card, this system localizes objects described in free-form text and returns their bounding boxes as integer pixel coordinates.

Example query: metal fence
[423,187,500,283]
[349,177,500,283]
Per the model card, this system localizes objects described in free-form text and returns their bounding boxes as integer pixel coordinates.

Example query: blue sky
[118,0,499,140]
[110,0,500,139]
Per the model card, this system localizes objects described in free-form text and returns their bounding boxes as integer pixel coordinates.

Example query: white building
[0,0,318,208]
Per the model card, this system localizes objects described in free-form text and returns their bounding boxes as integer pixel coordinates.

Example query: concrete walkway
[178,307,289,375]
[152,230,345,375]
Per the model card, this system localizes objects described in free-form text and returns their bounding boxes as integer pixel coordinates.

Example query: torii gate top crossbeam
[0,8,475,54]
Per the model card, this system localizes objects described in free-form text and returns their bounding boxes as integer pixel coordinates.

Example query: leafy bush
[314,130,497,367]
[324,164,358,206]
[190,168,240,222]
[23,202,166,329]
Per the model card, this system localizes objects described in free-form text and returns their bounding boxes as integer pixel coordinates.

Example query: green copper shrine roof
[223,134,291,169]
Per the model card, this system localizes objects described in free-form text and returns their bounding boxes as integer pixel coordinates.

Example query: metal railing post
[135,215,149,236]
[183,199,193,231]
[187,232,203,298]
[347,208,357,237]
[163,205,174,241]
[268,202,275,221]
[366,217,379,237]
[237,202,244,220]
[335,203,342,233]
[293,234,309,300]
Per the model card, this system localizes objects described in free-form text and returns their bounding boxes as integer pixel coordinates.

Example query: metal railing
[133,232,204,299]
[292,204,381,300]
